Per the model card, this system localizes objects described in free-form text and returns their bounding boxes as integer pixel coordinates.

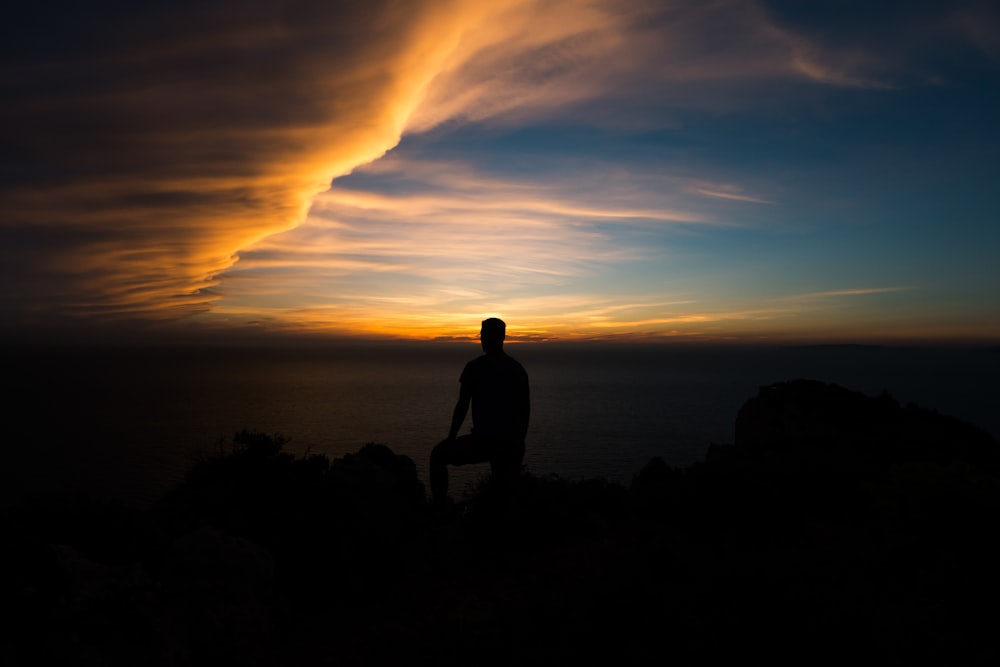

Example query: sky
[3,0,999,345]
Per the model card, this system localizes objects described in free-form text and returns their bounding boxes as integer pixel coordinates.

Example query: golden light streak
[692,188,774,204]
[777,287,908,301]
[5,0,523,320]
[211,267,924,342]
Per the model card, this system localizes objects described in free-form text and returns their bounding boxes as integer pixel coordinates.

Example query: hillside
[5,379,999,666]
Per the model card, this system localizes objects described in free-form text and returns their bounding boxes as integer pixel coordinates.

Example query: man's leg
[489,439,525,506]
[430,434,492,505]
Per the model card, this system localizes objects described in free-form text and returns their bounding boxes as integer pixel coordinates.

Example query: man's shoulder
[495,353,529,381]
[464,354,490,369]
[460,355,489,381]
[504,354,528,375]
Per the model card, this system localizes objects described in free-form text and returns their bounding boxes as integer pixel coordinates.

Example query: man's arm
[447,382,472,440]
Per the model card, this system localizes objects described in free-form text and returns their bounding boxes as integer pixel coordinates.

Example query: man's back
[461,352,530,442]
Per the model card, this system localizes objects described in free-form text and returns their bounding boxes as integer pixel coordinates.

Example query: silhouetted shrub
[8,381,1000,666]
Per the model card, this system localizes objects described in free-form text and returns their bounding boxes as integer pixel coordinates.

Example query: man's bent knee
[430,440,446,464]
[431,437,460,468]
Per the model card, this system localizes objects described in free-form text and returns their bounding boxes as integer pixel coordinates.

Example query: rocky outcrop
[735,379,997,467]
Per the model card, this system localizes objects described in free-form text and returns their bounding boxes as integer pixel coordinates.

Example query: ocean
[7,343,999,506]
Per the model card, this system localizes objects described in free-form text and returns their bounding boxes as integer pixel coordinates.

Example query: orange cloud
[1,0,938,339]
[2,1,510,328]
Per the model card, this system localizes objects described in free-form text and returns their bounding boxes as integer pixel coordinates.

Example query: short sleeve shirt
[460,353,530,441]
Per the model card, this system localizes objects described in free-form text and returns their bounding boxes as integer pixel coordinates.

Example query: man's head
[480,317,506,352]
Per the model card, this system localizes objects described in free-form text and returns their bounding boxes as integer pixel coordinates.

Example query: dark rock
[329,442,426,508]
[735,379,998,468]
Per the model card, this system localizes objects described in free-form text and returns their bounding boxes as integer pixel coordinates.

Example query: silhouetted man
[430,318,530,507]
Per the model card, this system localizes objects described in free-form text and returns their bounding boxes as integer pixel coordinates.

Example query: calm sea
[7,343,999,506]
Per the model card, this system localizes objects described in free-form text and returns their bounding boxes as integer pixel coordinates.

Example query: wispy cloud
[778,287,909,302]
[2,0,984,339]
[2,0,499,326]
[211,155,741,337]
[690,186,775,205]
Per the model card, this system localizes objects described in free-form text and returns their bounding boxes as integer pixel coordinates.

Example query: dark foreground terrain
[5,379,999,666]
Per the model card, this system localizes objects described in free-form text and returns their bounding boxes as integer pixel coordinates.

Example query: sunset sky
[3,0,999,344]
